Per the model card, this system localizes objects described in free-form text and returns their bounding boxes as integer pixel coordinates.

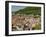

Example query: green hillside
[12,7,41,16]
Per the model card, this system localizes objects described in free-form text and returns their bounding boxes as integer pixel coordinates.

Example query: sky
[11,5,26,12]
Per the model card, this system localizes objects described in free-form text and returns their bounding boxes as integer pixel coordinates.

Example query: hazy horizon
[11,6,26,12]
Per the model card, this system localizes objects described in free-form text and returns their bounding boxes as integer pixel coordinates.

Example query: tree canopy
[12,7,41,16]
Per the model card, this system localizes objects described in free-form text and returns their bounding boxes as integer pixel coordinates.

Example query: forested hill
[12,7,41,16]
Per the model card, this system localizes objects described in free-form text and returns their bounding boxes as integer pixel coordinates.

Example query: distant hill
[12,7,41,16]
